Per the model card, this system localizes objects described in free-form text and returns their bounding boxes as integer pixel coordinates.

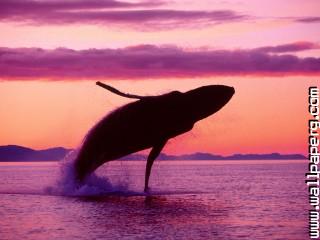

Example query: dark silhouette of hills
[0,145,306,161]
[121,152,306,160]
[0,145,71,161]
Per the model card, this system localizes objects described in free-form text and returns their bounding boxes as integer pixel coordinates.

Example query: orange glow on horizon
[0,76,315,155]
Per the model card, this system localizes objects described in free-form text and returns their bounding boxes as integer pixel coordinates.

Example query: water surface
[0,160,308,240]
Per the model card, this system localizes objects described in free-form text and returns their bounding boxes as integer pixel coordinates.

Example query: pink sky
[0,0,319,155]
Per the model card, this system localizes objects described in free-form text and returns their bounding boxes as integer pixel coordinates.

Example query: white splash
[45,149,129,196]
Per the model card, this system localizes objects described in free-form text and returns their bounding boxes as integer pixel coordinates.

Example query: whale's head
[183,85,235,122]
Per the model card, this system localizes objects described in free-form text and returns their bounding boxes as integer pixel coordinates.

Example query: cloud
[0,44,319,80]
[295,17,320,23]
[0,0,160,12]
[0,0,247,29]
[255,41,320,53]
[1,1,319,30]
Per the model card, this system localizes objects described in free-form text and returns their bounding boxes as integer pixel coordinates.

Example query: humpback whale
[74,82,235,192]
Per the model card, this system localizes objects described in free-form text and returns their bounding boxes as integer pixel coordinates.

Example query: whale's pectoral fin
[96,81,148,99]
[144,140,167,192]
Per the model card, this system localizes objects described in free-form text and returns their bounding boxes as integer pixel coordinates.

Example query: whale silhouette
[74,82,235,192]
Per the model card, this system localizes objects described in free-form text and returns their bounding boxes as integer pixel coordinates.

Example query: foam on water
[45,149,131,197]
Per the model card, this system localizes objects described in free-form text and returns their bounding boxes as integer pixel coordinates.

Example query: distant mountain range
[0,145,71,161]
[0,145,306,161]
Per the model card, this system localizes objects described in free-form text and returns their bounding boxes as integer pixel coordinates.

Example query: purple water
[0,160,308,239]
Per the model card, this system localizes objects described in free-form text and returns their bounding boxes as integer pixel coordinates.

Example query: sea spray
[45,149,130,196]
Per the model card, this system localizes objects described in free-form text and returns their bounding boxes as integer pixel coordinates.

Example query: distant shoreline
[0,159,305,163]
[0,145,307,162]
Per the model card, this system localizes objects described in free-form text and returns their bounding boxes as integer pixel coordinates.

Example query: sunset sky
[0,0,319,155]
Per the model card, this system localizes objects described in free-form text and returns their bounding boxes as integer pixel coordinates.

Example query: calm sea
[0,160,308,240]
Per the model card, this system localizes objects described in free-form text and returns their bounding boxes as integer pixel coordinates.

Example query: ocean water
[0,160,308,240]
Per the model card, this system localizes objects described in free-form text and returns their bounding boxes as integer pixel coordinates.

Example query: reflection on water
[0,160,308,240]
